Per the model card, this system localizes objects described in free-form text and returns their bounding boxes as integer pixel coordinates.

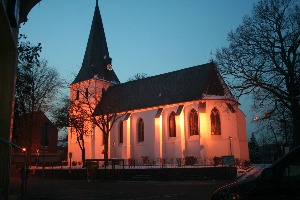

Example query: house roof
[72,1,119,84]
[94,62,234,115]
[17,111,58,132]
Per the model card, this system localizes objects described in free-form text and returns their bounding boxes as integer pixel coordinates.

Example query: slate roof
[72,1,119,84]
[94,62,233,115]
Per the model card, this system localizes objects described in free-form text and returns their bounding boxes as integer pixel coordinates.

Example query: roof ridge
[120,62,213,86]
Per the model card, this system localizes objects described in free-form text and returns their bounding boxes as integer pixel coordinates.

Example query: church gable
[94,62,234,115]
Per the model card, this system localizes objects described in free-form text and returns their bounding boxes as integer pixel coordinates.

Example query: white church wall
[68,97,250,165]
[202,101,233,162]
[109,120,121,158]
[202,100,249,162]
[93,125,104,159]
[183,103,201,158]
[161,106,178,162]
[130,110,156,163]
[67,128,84,164]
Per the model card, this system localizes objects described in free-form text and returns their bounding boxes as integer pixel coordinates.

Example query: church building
[68,1,249,166]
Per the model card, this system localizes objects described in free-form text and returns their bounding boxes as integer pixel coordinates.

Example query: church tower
[68,0,118,162]
[72,0,119,85]
[70,0,119,104]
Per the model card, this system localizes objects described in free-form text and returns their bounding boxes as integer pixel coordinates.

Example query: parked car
[211,145,300,200]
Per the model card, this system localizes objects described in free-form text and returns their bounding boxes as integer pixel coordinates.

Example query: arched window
[211,107,221,135]
[119,121,123,143]
[189,108,199,136]
[169,111,176,137]
[137,118,144,142]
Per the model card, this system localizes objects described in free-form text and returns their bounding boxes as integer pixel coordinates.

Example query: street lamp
[36,149,40,167]
[228,136,233,156]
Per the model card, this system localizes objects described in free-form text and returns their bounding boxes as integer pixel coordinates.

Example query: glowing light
[200,113,207,137]
[107,64,112,71]
[22,148,26,152]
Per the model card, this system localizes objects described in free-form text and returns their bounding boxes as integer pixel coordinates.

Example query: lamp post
[228,136,233,156]
[112,142,116,158]
[36,149,40,167]
[69,152,73,173]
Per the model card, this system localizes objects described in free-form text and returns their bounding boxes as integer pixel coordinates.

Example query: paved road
[13,177,228,200]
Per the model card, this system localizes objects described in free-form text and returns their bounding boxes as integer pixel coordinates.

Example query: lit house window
[211,107,221,135]
[169,111,176,137]
[137,118,144,142]
[119,121,123,143]
[189,108,199,136]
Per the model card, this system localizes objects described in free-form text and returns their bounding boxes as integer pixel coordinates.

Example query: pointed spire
[72,0,120,84]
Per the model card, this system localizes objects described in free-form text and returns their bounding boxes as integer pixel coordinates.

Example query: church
[68,1,249,166]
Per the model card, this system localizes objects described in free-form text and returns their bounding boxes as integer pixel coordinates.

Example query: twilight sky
[20,0,258,136]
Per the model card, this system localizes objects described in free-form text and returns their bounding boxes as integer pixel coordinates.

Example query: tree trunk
[82,147,85,167]
[104,134,109,165]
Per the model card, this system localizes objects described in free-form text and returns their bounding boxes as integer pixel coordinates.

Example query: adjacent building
[13,111,59,165]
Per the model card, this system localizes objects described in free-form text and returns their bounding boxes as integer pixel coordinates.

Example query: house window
[76,90,79,100]
[119,121,123,143]
[137,118,144,142]
[189,108,199,136]
[169,111,176,137]
[211,107,221,135]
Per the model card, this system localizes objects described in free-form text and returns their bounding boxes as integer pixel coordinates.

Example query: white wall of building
[68,99,249,165]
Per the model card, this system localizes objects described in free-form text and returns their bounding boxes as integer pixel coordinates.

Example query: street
[16,178,228,200]
[8,165,266,200]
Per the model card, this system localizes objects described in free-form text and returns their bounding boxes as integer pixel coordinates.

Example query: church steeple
[72,0,120,84]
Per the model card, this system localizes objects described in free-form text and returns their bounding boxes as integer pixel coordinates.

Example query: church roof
[94,62,234,115]
[72,1,120,84]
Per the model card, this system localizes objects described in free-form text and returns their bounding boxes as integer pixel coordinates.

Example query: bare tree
[91,104,126,162]
[70,81,126,163]
[14,36,63,164]
[68,100,92,166]
[52,95,69,130]
[216,0,300,146]
[127,73,148,82]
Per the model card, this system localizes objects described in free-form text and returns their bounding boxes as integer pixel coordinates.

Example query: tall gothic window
[211,107,221,135]
[189,108,199,136]
[169,111,176,137]
[119,121,123,143]
[137,118,144,142]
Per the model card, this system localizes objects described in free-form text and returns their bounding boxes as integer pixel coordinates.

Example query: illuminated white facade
[67,2,249,165]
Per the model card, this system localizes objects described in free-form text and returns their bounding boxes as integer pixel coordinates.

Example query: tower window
[85,88,88,99]
[76,90,79,100]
